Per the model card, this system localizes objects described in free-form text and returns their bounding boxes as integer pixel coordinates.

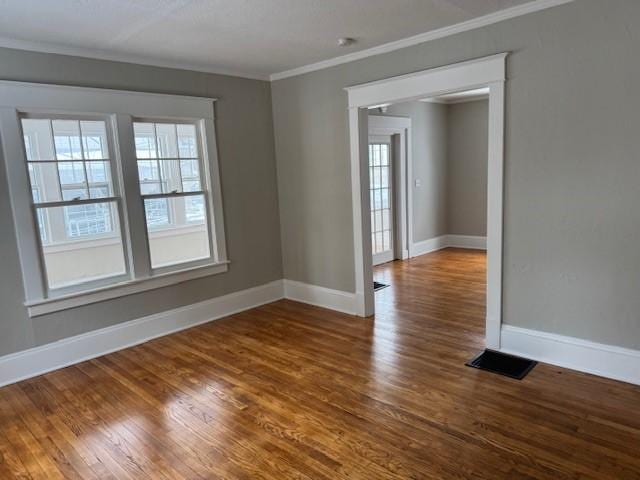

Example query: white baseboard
[283,279,357,315]
[447,234,487,250]
[0,280,285,388]
[500,325,640,386]
[410,235,449,257]
[410,234,486,257]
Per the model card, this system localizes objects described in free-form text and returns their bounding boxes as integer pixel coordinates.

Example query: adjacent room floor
[1,248,639,479]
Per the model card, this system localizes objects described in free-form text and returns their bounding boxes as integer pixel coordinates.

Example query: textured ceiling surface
[0,0,532,78]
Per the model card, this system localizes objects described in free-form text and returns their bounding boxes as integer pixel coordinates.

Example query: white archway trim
[346,53,507,349]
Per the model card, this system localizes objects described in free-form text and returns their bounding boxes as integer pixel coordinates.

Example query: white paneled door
[369,136,393,265]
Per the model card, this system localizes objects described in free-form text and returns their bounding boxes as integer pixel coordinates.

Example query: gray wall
[447,100,488,237]
[0,47,283,356]
[272,0,640,349]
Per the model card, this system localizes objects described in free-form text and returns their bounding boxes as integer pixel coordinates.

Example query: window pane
[86,161,113,198]
[138,159,184,194]
[140,182,162,195]
[372,167,381,189]
[380,144,390,166]
[52,120,83,160]
[36,202,126,290]
[185,195,205,223]
[58,162,88,200]
[144,198,170,228]
[156,123,178,158]
[138,160,161,182]
[134,123,157,158]
[177,124,198,158]
[89,185,111,199]
[28,163,62,202]
[383,230,391,251]
[21,119,55,160]
[372,145,380,166]
[180,159,201,191]
[382,210,390,231]
[86,161,108,183]
[146,195,210,268]
[58,161,86,185]
[64,202,114,238]
[381,166,389,188]
[80,121,109,159]
[375,210,382,233]
[375,232,383,254]
[375,189,383,210]
[158,159,182,193]
[381,188,390,209]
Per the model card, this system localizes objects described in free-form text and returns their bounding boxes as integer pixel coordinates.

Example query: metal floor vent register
[373,281,389,292]
[466,350,537,380]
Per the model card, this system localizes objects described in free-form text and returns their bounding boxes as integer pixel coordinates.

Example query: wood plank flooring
[1,248,639,479]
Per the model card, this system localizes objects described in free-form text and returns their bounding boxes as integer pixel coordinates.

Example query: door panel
[369,137,393,265]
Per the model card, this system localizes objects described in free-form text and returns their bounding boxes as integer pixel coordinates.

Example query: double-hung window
[0,81,228,316]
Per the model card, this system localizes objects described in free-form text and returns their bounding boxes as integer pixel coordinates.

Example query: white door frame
[368,115,412,262]
[346,53,507,349]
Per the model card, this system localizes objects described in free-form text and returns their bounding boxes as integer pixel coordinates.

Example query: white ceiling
[0,0,541,79]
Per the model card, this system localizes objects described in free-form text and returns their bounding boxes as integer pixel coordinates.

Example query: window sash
[34,199,131,296]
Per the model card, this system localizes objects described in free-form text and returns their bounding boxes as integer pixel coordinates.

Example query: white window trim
[25,261,230,317]
[0,80,229,317]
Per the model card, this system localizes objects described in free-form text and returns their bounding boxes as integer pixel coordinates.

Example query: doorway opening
[347,53,506,349]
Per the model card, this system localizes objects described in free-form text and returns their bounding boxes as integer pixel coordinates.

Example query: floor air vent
[466,350,537,380]
[373,281,389,292]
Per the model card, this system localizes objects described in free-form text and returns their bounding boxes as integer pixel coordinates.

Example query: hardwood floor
[1,248,639,479]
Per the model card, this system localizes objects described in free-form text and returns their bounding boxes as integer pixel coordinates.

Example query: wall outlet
[415,179,422,187]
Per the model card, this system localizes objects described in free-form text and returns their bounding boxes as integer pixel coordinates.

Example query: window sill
[25,261,230,317]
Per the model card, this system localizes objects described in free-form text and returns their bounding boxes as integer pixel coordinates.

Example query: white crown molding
[0,37,271,81]
[270,0,574,81]
[501,325,640,386]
